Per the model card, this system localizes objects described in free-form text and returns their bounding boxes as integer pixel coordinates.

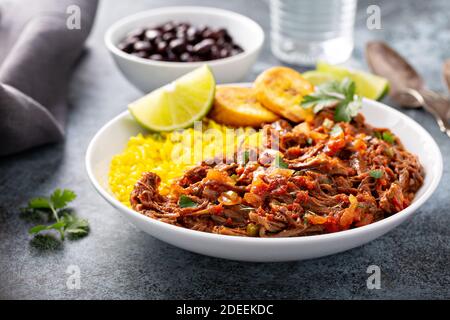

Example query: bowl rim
[104,6,265,68]
[85,93,443,245]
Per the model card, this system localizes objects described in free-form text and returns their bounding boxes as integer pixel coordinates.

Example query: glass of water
[270,0,358,66]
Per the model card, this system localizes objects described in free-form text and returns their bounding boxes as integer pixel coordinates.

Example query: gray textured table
[0,0,449,300]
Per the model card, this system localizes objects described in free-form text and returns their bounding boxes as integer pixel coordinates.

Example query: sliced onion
[218,190,242,206]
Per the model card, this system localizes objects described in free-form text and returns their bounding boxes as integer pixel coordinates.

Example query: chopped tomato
[295,191,309,203]
[206,169,235,185]
[292,176,315,190]
[307,214,328,225]
[353,138,367,153]
[325,138,346,156]
[339,194,359,228]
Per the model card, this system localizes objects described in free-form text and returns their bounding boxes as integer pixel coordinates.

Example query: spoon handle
[416,89,450,137]
[443,59,450,92]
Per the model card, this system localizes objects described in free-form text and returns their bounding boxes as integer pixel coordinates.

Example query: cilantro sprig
[179,195,198,208]
[302,78,362,122]
[24,189,89,240]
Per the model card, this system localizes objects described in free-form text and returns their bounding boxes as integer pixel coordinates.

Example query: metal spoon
[443,59,450,93]
[365,41,450,137]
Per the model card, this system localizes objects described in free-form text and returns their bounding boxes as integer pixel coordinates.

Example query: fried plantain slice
[254,66,315,122]
[209,86,279,127]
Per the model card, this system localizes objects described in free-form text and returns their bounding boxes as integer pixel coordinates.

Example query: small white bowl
[105,7,264,91]
[86,87,442,262]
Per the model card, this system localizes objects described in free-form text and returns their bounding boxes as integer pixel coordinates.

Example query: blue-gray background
[0,0,449,299]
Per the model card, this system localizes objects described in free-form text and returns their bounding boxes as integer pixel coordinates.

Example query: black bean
[197,25,207,34]
[127,28,145,39]
[186,44,194,53]
[118,21,243,62]
[209,29,226,41]
[175,30,186,40]
[186,26,198,38]
[216,38,225,46]
[149,54,164,61]
[169,39,186,54]
[219,48,230,58]
[131,51,148,59]
[157,41,168,53]
[176,24,189,34]
[162,32,175,42]
[210,45,220,59]
[133,41,152,52]
[179,22,190,29]
[118,38,137,53]
[180,52,192,62]
[166,51,178,61]
[162,22,176,32]
[144,29,160,41]
[202,29,214,39]
[193,39,215,55]
[192,55,203,62]
[223,30,232,42]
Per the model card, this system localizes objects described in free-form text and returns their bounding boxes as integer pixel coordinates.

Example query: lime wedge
[305,62,390,100]
[302,71,336,86]
[128,65,216,131]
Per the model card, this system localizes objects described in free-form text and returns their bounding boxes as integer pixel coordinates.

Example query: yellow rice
[109,119,262,206]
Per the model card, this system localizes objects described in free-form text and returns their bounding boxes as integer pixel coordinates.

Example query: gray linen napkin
[0,0,98,156]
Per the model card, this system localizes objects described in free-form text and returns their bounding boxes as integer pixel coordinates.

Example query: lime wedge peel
[128,65,216,132]
[303,62,390,101]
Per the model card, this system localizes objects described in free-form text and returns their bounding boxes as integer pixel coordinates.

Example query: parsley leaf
[334,97,362,122]
[23,189,88,241]
[61,214,89,239]
[302,78,362,122]
[50,189,77,210]
[29,221,66,240]
[179,195,198,208]
[369,170,383,179]
[28,197,51,209]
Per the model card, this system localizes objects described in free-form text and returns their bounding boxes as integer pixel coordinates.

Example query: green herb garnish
[25,189,89,240]
[374,131,395,144]
[274,154,289,169]
[302,78,362,122]
[179,195,198,208]
[369,170,383,179]
[382,131,395,144]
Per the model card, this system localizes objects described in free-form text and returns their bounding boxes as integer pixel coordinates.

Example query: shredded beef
[130,107,424,237]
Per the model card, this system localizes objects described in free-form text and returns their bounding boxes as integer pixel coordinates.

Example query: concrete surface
[0,0,449,299]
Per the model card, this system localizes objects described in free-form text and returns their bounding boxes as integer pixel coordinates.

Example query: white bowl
[86,87,442,262]
[105,7,264,91]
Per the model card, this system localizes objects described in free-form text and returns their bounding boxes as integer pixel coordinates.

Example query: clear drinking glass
[270,0,357,66]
